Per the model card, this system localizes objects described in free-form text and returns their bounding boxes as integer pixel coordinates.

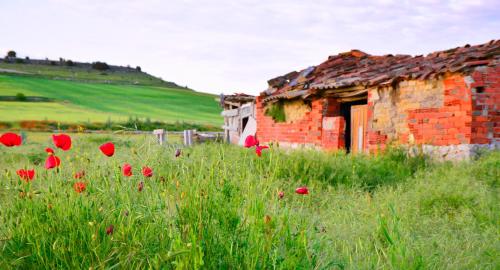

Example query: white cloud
[0,0,498,95]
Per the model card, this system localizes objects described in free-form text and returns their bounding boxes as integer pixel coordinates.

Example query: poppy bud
[295,186,309,195]
[122,163,132,177]
[74,170,85,179]
[106,225,114,235]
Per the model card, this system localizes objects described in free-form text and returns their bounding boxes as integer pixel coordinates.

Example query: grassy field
[0,75,222,126]
[0,132,498,269]
[0,62,177,87]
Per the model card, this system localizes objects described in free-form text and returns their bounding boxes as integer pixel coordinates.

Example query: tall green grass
[0,134,498,269]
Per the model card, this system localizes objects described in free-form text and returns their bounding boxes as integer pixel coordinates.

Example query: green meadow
[0,75,222,126]
[0,133,498,269]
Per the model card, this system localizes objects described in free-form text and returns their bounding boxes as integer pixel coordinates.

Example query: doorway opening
[340,99,367,153]
[241,116,249,133]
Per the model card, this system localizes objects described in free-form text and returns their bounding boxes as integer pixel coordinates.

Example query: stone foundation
[408,142,499,161]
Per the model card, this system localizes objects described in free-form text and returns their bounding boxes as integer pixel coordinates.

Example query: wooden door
[350,105,367,154]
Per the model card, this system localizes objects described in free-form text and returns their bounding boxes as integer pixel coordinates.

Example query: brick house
[255,40,499,159]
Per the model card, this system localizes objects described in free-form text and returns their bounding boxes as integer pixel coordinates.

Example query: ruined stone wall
[283,100,312,123]
[255,67,498,159]
[256,97,324,148]
[367,66,499,159]
[255,97,344,150]
[469,66,500,146]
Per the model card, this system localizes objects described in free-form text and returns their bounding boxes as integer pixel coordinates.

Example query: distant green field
[0,62,177,87]
[0,75,222,126]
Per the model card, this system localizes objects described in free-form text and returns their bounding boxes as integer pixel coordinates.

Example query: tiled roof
[262,40,500,102]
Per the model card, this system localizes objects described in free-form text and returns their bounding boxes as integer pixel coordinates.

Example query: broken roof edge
[259,39,499,103]
[220,93,256,106]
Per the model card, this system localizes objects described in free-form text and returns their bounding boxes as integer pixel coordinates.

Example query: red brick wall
[367,68,499,152]
[366,74,473,151]
[407,74,472,146]
[256,97,344,149]
[256,68,499,152]
[470,66,500,144]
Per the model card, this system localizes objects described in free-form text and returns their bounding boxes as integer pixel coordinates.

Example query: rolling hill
[0,59,182,88]
[0,75,222,127]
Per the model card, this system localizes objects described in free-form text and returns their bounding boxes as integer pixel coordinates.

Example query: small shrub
[16,93,27,101]
[6,50,16,58]
[92,61,110,71]
[265,101,286,122]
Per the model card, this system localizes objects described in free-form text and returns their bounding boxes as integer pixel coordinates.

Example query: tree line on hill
[2,50,142,72]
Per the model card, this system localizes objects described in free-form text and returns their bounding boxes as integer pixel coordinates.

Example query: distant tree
[50,61,56,66]
[15,58,25,64]
[136,66,141,72]
[92,61,110,71]
[6,50,16,58]
[25,56,30,60]
[66,60,74,66]
[16,93,27,101]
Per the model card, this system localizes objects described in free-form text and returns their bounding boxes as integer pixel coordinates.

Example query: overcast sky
[1,0,499,95]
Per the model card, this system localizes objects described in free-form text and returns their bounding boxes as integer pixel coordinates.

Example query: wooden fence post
[153,129,166,145]
[183,130,194,146]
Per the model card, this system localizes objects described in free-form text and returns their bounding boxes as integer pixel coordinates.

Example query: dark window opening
[340,99,367,153]
[242,117,249,132]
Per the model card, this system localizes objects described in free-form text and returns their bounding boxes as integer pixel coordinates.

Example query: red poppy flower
[142,166,153,177]
[122,163,132,177]
[106,225,114,235]
[278,191,284,199]
[74,170,85,179]
[99,142,115,157]
[138,181,144,192]
[73,182,86,193]
[0,132,22,147]
[44,149,61,169]
[295,186,309,195]
[244,135,259,148]
[52,134,72,151]
[16,169,35,182]
[255,145,269,157]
